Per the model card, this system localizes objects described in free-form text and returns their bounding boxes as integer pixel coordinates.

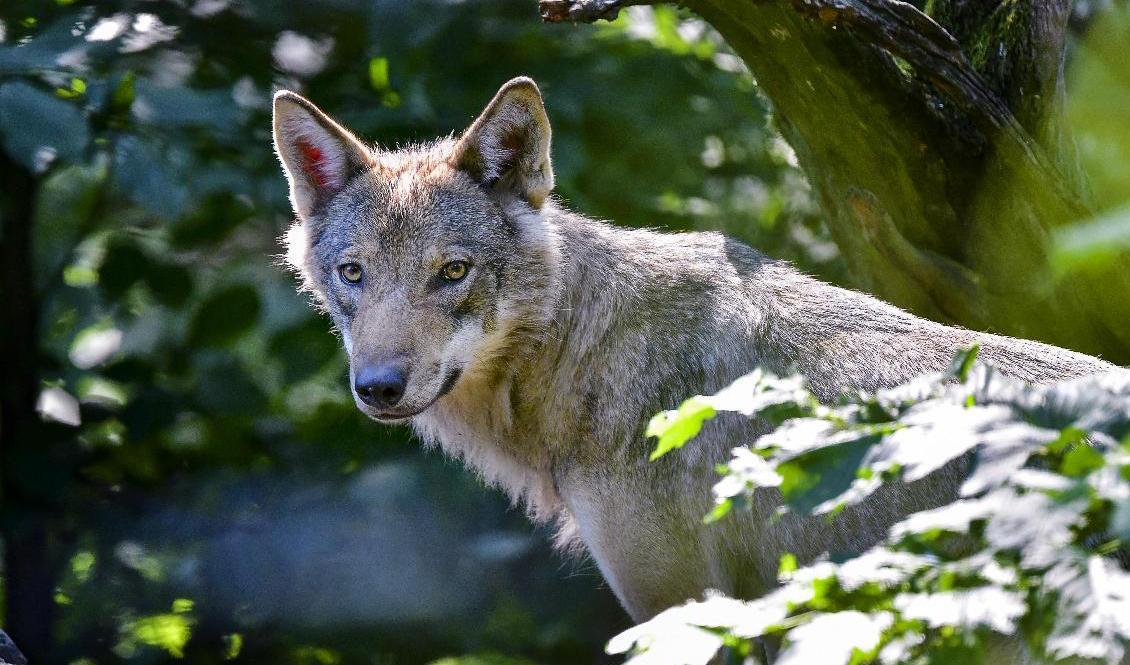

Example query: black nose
[354,363,408,409]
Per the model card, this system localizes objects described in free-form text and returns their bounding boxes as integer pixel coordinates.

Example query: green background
[4,1,1127,663]
[0,1,836,663]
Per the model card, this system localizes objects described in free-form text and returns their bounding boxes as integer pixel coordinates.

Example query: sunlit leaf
[648,397,716,460]
[893,588,1025,634]
[37,385,81,426]
[126,609,194,658]
[369,57,391,90]
[776,611,892,665]
[947,344,980,382]
[1053,205,1130,274]
[223,633,243,660]
[70,324,122,369]
[1046,556,1130,664]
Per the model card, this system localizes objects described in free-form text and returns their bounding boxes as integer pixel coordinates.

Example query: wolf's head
[273,78,563,422]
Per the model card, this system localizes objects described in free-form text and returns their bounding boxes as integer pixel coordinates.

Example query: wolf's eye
[339,262,363,284]
[441,260,469,282]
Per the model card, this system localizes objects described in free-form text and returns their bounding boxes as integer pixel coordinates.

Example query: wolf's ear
[273,91,372,220]
[452,77,553,208]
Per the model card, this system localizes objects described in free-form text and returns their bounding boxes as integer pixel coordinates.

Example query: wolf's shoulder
[551,211,782,282]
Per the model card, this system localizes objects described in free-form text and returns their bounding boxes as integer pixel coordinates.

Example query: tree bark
[1,152,57,663]
[542,0,1130,363]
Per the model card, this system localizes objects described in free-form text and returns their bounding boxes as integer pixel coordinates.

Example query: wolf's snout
[354,362,408,409]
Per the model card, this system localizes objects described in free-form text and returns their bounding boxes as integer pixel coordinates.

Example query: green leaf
[947,344,980,382]
[170,194,253,249]
[110,70,136,112]
[776,433,878,514]
[71,550,95,582]
[128,611,193,658]
[1060,443,1105,478]
[369,57,391,90]
[171,598,194,614]
[112,135,190,218]
[188,285,261,348]
[99,238,152,298]
[193,354,267,416]
[33,161,106,284]
[381,90,401,108]
[56,77,86,99]
[1052,205,1130,275]
[145,262,194,309]
[1046,427,1088,455]
[778,553,798,578]
[647,396,717,460]
[268,316,339,382]
[703,499,733,524]
[0,80,89,172]
[223,633,243,661]
[131,79,242,129]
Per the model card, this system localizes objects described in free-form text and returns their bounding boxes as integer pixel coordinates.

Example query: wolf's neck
[411,203,771,523]
[406,200,571,523]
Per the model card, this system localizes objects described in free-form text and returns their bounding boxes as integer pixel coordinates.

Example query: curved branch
[539,0,1130,359]
[929,1,1073,144]
[781,0,1087,217]
[540,0,647,23]
[541,0,1086,217]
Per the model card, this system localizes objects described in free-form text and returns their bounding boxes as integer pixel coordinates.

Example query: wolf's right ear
[273,91,372,220]
[452,77,553,208]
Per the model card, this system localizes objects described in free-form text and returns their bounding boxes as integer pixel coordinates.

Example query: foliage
[2,1,831,663]
[1052,5,1130,277]
[118,599,196,659]
[616,349,1130,664]
[3,1,1129,664]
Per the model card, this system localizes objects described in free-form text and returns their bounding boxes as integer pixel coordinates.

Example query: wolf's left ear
[273,91,372,220]
[452,77,553,208]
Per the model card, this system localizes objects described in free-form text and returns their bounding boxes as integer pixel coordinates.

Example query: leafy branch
[619,348,1130,664]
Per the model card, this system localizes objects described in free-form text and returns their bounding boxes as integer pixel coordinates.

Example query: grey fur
[273,78,1120,622]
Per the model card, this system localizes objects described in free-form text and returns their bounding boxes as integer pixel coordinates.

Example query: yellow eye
[442,260,469,282]
[339,262,363,284]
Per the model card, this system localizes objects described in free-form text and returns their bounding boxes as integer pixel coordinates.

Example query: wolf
[271,77,1118,623]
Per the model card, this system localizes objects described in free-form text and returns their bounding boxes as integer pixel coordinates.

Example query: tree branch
[542,0,1086,216]
[538,0,1130,359]
[540,0,646,23]
[785,0,1086,215]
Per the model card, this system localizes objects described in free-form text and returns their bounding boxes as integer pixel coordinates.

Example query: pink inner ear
[297,139,330,188]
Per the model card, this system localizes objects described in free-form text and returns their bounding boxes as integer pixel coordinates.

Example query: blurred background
[1,1,1127,664]
[0,1,836,663]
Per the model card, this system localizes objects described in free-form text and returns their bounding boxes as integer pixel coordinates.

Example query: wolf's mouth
[436,367,463,399]
[370,367,463,422]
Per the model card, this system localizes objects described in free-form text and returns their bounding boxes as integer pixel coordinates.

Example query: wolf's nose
[354,363,407,409]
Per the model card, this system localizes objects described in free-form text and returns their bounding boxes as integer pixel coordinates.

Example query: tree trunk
[541,0,1130,363]
[1,152,57,663]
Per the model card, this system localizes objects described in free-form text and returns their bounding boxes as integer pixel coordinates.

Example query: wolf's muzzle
[354,362,408,409]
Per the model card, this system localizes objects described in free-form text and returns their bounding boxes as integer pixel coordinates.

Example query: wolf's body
[272,78,1117,622]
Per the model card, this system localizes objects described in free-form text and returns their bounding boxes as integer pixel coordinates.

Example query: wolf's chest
[411,381,564,523]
